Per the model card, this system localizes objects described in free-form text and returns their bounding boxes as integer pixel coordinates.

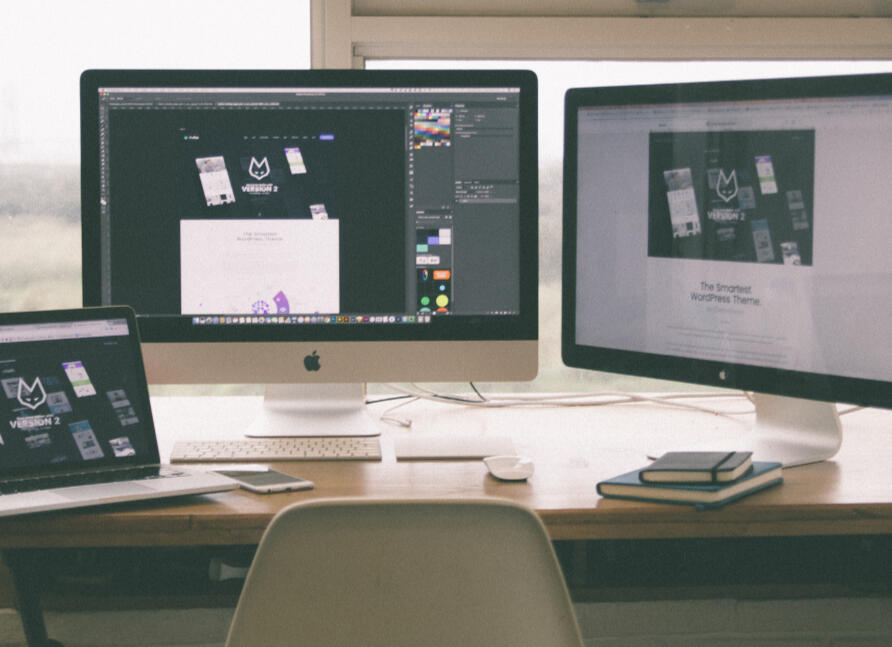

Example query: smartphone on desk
[216,469,314,494]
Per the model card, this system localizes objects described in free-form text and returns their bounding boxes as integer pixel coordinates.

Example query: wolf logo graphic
[248,156,270,181]
[17,377,47,411]
[716,169,739,203]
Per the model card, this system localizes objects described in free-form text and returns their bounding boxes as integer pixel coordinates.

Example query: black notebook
[640,451,753,483]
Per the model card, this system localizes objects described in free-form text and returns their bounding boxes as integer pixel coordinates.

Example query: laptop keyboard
[170,437,382,462]
[0,466,184,495]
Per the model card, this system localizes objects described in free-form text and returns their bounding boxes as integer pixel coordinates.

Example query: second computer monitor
[563,73,892,465]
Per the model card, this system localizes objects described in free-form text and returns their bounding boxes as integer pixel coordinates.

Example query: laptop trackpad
[59,482,152,501]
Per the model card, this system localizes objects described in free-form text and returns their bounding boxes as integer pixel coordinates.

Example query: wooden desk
[2,394,892,548]
[2,393,892,646]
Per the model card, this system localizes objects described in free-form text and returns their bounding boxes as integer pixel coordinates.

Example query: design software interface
[95,85,523,327]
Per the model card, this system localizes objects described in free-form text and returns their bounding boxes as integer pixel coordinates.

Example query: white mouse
[483,455,534,481]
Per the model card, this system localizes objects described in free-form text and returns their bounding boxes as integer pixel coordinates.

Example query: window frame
[310,0,892,70]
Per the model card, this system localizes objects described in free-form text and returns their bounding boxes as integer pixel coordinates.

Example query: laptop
[0,306,236,517]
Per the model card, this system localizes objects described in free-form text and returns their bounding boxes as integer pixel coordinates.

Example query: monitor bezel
[80,68,538,346]
[562,72,892,410]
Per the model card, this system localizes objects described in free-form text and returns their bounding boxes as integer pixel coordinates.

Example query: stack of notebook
[596,451,783,509]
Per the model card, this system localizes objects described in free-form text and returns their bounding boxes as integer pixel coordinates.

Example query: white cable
[372,384,860,430]
[379,383,755,418]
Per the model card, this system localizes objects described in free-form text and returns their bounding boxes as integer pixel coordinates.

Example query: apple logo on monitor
[304,350,321,372]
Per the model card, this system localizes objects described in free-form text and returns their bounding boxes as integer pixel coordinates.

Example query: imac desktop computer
[80,69,538,438]
[563,73,892,467]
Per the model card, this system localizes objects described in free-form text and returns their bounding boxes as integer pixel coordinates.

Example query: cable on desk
[368,384,863,429]
[368,384,489,427]
[388,383,751,412]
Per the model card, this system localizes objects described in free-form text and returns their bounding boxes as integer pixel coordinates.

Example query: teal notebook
[597,461,783,509]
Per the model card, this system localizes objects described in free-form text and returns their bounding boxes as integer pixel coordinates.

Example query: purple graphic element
[252,300,271,314]
[274,291,290,314]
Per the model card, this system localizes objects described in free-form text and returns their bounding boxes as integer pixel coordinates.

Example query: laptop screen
[0,308,159,478]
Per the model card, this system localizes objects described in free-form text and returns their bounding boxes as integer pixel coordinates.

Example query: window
[5,2,891,394]
[0,0,311,313]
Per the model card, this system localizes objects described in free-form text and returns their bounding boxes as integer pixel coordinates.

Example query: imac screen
[563,73,892,466]
[80,69,537,436]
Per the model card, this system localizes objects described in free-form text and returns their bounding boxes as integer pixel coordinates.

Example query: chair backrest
[225,497,583,647]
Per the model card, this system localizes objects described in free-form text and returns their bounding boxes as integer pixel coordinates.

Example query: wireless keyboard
[170,437,382,462]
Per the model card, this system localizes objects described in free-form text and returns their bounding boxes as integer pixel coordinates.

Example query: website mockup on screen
[574,94,892,382]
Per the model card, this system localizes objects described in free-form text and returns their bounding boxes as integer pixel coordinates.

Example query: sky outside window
[0,0,310,317]
[0,0,311,164]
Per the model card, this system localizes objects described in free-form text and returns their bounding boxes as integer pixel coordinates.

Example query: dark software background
[106,108,406,315]
[648,130,815,265]
[0,337,151,471]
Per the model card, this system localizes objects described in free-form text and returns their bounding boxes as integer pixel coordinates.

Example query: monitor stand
[244,383,382,438]
[653,393,843,468]
[745,393,842,467]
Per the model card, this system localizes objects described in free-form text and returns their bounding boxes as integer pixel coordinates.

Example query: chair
[225,498,583,647]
